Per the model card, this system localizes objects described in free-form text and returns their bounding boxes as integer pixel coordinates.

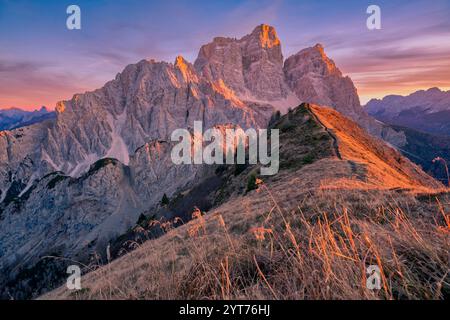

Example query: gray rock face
[283,43,387,138]
[195,24,290,102]
[44,57,273,176]
[284,44,361,119]
[0,161,136,271]
[0,24,397,290]
[0,140,215,274]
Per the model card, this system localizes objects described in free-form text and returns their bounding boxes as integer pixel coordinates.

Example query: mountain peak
[174,55,188,66]
[174,55,190,73]
[300,43,328,61]
[194,24,287,101]
[283,43,366,123]
[174,55,198,83]
[304,44,338,74]
[427,87,442,93]
[55,101,66,114]
[250,24,280,48]
[313,43,325,53]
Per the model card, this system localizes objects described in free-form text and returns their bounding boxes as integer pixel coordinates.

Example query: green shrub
[246,173,257,193]
[302,153,315,164]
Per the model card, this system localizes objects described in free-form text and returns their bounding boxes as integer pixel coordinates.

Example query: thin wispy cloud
[0,58,95,109]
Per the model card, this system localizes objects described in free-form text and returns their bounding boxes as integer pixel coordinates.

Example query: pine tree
[161,193,169,206]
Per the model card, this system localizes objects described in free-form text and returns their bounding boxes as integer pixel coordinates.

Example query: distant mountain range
[365,88,450,184]
[0,107,55,131]
[366,87,450,136]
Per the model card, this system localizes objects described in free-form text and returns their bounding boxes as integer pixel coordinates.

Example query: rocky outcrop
[195,24,290,102]
[284,44,361,119]
[283,43,387,137]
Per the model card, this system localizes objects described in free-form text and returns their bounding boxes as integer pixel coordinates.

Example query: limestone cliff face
[282,43,387,138]
[43,57,273,176]
[195,24,290,102]
[284,44,361,119]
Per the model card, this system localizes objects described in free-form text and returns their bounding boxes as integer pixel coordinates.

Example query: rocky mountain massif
[0,25,445,299]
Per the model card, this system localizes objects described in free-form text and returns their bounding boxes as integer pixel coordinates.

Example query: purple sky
[1,0,449,110]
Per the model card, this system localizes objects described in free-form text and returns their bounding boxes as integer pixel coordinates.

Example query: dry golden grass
[311,104,442,190]
[42,165,450,300]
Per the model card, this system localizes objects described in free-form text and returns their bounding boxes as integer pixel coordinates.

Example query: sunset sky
[1,0,449,110]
